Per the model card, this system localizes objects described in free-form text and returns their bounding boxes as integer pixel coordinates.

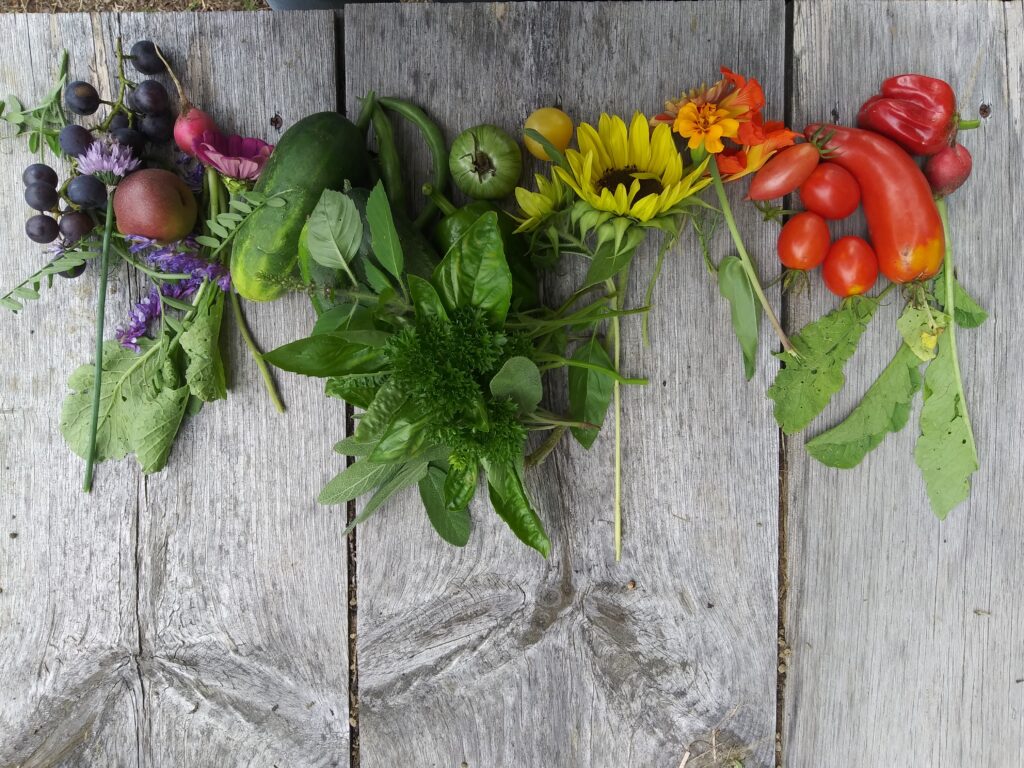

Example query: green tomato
[448,124,522,200]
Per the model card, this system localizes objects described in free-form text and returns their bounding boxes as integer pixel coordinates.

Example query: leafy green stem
[709,161,795,355]
[534,354,646,385]
[641,234,675,346]
[83,200,116,492]
[606,274,624,562]
[935,197,975,449]
[524,425,567,468]
[230,290,286,413]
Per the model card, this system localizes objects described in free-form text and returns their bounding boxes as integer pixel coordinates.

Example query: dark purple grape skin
[67,175,107,209]
[22,163,59,187]
[26,214,59,244]
[131,80,170,115]
[59,211,95,244]
[59,124,95,157]
[108,112,133,131]
[65,81,101,116]
[139,113,174,144]
[59,261,88,279]
[129,41,167,75]
[24,182,59,211]
[111,128,145,157]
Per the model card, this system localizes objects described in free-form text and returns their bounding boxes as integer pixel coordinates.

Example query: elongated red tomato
[822,236,879,297]
[805,124,943,282]
[747,143,820,201]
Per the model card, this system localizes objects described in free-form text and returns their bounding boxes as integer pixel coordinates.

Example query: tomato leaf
[419,465,472,547]
[305,189,363,271]
[366,181,404,281]
[934,266,988,329]
[568,337,614,449]
[914,331,978,518]
[717,256,760,380]
[483,459,550,557]
[896,304,948,362]
[489,356,542,414]
[431,211,512,325]
[805,344,923,468]
[768,295,880,434]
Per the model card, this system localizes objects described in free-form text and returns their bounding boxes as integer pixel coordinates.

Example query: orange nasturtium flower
[716,118,800,181]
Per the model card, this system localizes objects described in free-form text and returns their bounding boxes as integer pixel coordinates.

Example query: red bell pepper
[857,74,971,156]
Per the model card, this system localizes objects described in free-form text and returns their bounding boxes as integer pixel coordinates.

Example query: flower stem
[230,289,285,414]
[82,200,116,492]
[709,161,795,355]
[605,275,624,562]
[935,197,975,447]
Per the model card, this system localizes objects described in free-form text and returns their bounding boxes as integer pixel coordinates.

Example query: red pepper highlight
[857,74,958,156]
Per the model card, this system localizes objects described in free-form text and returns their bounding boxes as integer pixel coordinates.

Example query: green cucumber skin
[230,112,370,302]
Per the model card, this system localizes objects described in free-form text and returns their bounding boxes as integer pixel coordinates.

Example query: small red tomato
[822,236,879,297]
[799,162,861,219]
[747,143,820,201]
[777,211,831,270]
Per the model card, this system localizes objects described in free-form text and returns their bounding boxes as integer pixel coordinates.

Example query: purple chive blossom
[76,138,141,182]
[125,235,231,290]
[114,277,210,352]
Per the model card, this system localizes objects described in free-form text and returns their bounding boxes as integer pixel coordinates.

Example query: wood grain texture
[784,1,1024,766]
[345,4,782,767]
[0,12,350,767]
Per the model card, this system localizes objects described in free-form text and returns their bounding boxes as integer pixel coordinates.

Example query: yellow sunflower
[514,171,566,232]
[554,112,710,222]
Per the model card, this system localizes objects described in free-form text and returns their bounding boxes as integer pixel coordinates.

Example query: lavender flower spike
[76,138,141,183]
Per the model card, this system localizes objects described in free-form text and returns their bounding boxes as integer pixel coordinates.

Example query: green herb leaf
[768,295,880,434]
[179,287,227,402]
[319,457,396,505]
[306,190,363,270]
[332,434,378,457]
[934,266,988,328]
[419,465,472,546]
[408,274,448,322]
[342,459,431,535]
[265,333,387,378]
[353,379,407,442]
[805,344,923,468]
[489,356,542,414]
[484,459,550,557]
[896,304,948,362]
[128,384,191,473]
[431,211,513,325]
[362,258,395,294]
[368,401,432,463]
[568,337,614,449]
[366,181,404,281]
[717,256,760,380]
[914,332,978,518]
[325,373,385,409]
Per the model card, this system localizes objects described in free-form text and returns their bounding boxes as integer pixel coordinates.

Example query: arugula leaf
[179,288,227,402]
[305,190,363,271]
[419,465,472,546]
[366,181,404,281]
[60,340,189,474]
[265,332,388,378]
[568,337,614,449]
[483,459,550,557]
[896,304,947,362]
[914,332,978,518]
[717,256,760,380]
[934,266,988,328]
[408,275,448,322]
[489,356,542,414]
[805,344,923,468]
[768,295,879,434]
[431,212,513,325]
[319,457,396,504]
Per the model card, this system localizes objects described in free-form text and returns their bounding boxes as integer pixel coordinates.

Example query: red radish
[924,143,972,197]
[154,45,222,156]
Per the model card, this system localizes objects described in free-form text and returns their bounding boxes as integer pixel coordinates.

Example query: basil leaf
[408,274,448,322]
[265,333,387,378]
[717,256,760,380]
[431,211,513,325]
[354,379,407,442]
[366,181,404,281]
[568,337,614,449]
[483,459,550,557]
[806,344,923,468]
[306,190,363,270]
[368,401,432,463]
[489,356,542,414]
[768,295,880,434]
[443,461,478,515]
[420,465,472,547]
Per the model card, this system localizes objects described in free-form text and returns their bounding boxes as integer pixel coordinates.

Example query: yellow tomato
[523,107,573,161]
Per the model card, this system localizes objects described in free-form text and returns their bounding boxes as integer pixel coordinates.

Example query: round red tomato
[799,162,861,219]
[777,211,830,270]
[822,236,879,297]
[748,143,821,201]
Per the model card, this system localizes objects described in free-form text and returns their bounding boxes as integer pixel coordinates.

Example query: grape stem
[98,39,131,132]
[82,200,116,492]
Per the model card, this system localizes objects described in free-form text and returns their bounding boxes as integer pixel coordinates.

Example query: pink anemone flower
[193,131,274,182]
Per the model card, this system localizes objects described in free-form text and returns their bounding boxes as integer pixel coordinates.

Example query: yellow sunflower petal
[578,122,610,172]
[628,112,651,170]
[600,113,630,170]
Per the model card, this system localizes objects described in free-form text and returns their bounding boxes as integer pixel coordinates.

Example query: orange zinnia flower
[717,119,800,181]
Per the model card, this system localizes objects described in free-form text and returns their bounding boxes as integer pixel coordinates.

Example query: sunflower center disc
[597,167,663,198]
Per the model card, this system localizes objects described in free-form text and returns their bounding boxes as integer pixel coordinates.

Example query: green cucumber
[231,112,370,302]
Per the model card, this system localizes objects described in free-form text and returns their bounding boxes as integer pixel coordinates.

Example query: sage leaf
[432,211,512,325]
[343,459,431,535]
[914,332,978,518]
[306,189,363,270]
[420,465,472,546]
[806,344,923,468]
[568,337,614,449]
[768,295,880,434]
[717,256,760,380]
[489,356,542,414]
[366,181,404,281]
[319,457,395,505]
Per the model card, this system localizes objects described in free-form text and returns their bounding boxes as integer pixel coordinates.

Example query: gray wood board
[0,12,350,767]
[345,3,782,767]
[784,1,1024,766]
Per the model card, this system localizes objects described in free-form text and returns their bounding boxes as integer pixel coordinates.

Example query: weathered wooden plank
[346,3,782,766]
[1,11,350,766]
[785,1,1024,765]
